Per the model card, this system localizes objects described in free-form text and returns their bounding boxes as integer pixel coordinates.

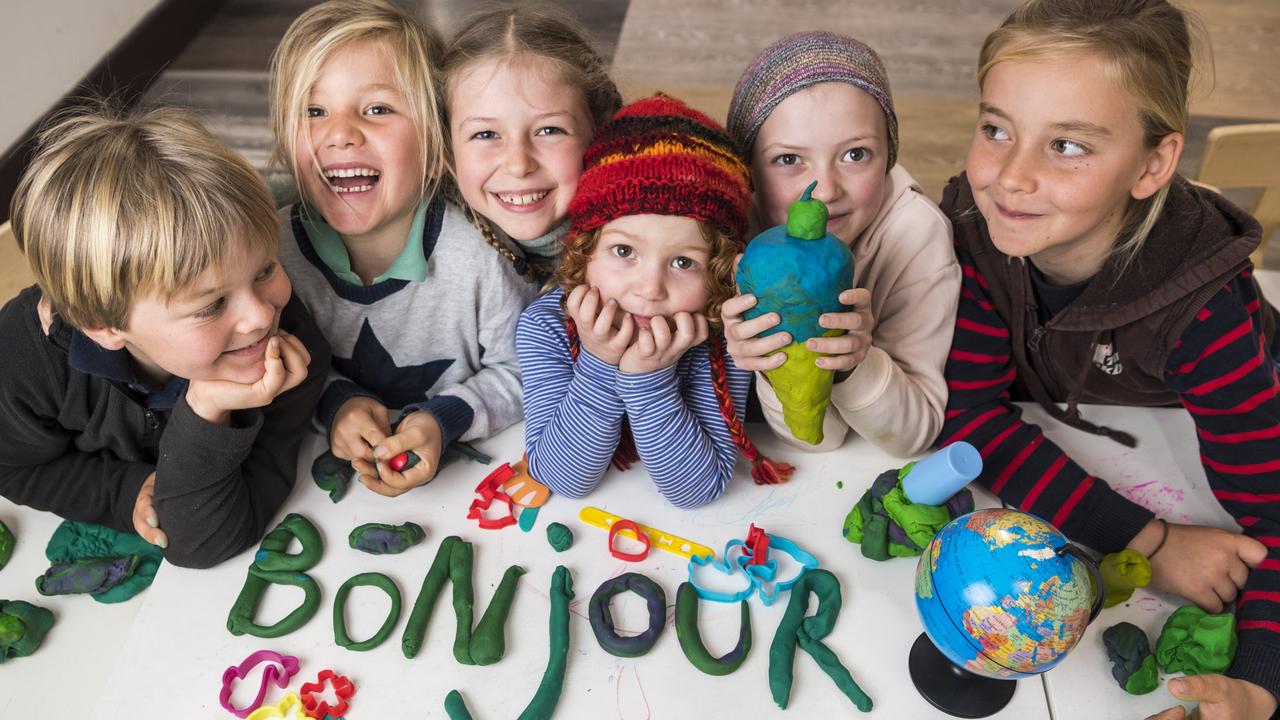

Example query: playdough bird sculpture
[736,182,854,444]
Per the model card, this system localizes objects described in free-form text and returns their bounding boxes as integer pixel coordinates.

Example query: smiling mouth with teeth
[323,167,381,193]
[495,190,549,206]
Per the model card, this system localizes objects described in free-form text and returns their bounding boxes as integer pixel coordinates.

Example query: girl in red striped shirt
[939,1,1280,716]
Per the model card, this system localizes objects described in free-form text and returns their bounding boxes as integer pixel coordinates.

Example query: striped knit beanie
[727,31,898,172]
[568,94,751,247]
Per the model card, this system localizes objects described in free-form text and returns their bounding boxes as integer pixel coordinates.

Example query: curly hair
[555,220,739,327]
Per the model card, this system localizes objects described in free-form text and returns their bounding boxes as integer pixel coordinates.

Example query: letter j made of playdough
[902,442,982,506]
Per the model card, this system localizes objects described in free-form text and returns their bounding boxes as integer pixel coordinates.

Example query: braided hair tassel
[708,334,795,485]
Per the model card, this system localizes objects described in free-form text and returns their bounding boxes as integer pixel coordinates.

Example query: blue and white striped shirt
[516,289,749,509]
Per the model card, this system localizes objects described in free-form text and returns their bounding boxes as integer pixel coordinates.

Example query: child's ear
[1131,132,1184,201]
[80,326,129,351]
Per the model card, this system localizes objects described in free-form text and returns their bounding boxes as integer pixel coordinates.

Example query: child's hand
[186,330,311,425]
[565,285,635,366]
[619,312,709,374]
[722,292,790,372]
[806,288,875,377]
[131,471,168,549]
[1144,675,1278,720]
[365,411,443,497]
[1129,520,1267,612]
[331,396,391,478]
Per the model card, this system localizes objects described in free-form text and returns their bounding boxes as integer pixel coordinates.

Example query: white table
[3,269,1275,718]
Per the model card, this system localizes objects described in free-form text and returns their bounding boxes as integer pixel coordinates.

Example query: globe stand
[909,633,1016,718]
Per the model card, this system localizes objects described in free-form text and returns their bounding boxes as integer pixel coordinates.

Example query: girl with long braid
[515,95,792,509]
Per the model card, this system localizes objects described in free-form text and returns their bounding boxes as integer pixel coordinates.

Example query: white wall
[0,0,164,155]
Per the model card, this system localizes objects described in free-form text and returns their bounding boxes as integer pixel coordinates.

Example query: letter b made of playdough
[226,514,324,638]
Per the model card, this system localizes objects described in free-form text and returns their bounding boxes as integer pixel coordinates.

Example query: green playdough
[546,522,573,552]
[0,599,55,662]
[348,521,426,554]
[844,472,973,561]
[44,520,163,603]
[226,513,323,638]
[1156,604,1237,675]
[445,565,574,720]
[675,581,751,675]
[400,535,524,665]
[1103,622,1159,694]
[769,569,872,712]
[0,519,13,569]
[311,449,353,502]
[1099,549,1152,608]
[334,572,401,651]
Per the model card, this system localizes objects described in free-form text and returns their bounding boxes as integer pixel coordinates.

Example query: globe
[909,508,1102,717]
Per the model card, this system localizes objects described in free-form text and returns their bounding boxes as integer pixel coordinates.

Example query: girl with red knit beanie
[515,94,793,509]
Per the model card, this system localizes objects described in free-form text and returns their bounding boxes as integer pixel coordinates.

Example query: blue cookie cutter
[686,532,819,606]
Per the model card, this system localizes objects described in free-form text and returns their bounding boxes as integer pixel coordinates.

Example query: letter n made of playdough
[767,569,873,712]
[401,535,526,665]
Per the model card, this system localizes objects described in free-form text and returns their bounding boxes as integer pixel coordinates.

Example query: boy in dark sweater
[0,105,330,569]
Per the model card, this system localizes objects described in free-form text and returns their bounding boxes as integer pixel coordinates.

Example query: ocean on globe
[914,508,1096,679]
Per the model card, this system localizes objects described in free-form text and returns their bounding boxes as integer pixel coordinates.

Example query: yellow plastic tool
[578,506,713,559]
[246,692,305,720]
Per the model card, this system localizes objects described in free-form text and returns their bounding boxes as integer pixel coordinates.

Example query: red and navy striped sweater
[940,174,1280,698]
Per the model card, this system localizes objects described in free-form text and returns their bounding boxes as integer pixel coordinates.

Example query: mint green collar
[300,199,431,284]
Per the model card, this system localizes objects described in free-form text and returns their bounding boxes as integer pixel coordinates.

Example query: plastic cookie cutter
[467,464,518,530]
[578,507,714,560]
[608,519,652,562]
[500,458,552,508]
[744,533,819,606]
[245,692,306,720]
[219,649,301,718]
[299,668,355,719]
[744,523,771,566]
[687,543,756,603]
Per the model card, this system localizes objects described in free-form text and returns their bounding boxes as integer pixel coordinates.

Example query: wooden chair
[1194,123,1280,269]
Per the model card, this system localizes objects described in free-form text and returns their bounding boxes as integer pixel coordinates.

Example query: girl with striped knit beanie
[721,31,962,459]
[515,94,793,509]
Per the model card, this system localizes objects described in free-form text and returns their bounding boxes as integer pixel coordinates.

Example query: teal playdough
[1156,604,1237,675]
[0,519,13,569]
[546,523,573,552]
[400,535,524,665]
[768,569,872,712]
[0,599,54,662]
[44,520,163,603]
[226,513,323,638]
[1103,622,1158,694]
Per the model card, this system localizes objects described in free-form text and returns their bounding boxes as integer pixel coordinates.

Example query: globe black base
[909,633,1017,718]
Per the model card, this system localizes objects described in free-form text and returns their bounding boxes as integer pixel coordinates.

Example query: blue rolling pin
[902,442,983,506]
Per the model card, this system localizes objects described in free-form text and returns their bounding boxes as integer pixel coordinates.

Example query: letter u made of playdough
[675,581,752,675]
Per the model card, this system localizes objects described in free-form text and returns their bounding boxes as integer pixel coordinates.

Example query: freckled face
[752,82,889,246]
[966,55,1155,270]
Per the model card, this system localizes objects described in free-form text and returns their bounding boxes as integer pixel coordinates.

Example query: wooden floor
[3,0,1279,300]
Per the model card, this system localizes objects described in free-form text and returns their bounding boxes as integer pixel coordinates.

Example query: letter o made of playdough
[334,572,402,652]
[675,582,752,675]
[226,567,322,639]
[589,572,666,658]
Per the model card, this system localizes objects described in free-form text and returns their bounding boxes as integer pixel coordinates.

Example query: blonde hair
[442,3,621,137]
[10,103,278,331]
[269,0,446,206]
[978,0,1202,270]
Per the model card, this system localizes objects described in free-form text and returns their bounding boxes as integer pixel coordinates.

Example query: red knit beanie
[568,94,751,247]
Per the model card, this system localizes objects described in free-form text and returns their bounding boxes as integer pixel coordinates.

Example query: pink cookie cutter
[219,649,301,718]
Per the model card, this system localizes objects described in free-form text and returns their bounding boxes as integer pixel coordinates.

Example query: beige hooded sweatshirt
[755,164,960,457]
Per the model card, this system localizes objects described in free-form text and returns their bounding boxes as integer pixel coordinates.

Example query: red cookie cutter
[745,523,771,566]
[299,668,354,719]
[467,464,518,530]
[218,649,300,718]
[608,519,652,562]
